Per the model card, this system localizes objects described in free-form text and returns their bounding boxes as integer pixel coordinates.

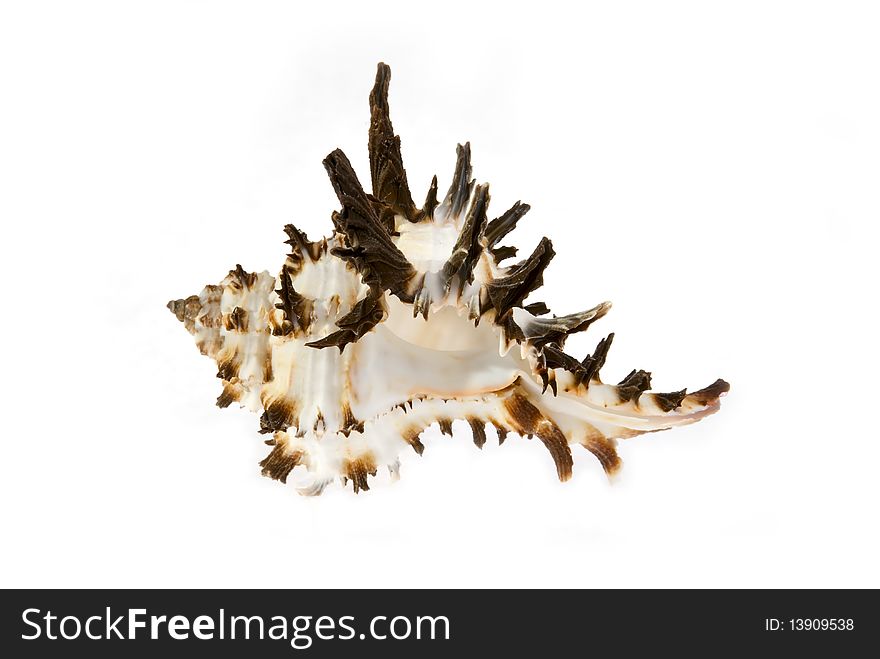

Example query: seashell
[168,63,729,495]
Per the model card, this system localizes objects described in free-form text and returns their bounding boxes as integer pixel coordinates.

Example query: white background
[1,1,878,588]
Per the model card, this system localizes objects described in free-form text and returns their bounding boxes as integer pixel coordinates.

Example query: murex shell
[169,63,729,495]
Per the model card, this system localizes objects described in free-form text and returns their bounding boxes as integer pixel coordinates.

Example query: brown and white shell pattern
[168,63,730,495]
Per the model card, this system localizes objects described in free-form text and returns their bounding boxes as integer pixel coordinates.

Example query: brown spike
[543,344,587,377]
[259,398,297,434]
[323,148,416,299]
[523,301,612,349]
[537,361,558,396]
[523,301,550,316]
[216,382,240,409]
[616,369,652,403]
[687,379,731,406]
[402,426,426,455]
[411,277,431,320]
[442,183,490,288]
[581,428,622,476]
[487,237,555,319]
[490,245,518,262]
[421,175,439,220]
[305,287,386,352]
[216,349,241,382]
[502,393,573,482]
[368,63,416,224]
[259,438,303,484]
[488,418,509,444]
[467,417,487,449]
[275,265,314,336]
[439,142,474,219]
[484,200,530,248]
[652,389,688,412]
[438,418,454,436]
[231,264,257,289]
[579,333,614,385]
[343,453,378,493]
[340,403,365,437]
[283,224,322,272]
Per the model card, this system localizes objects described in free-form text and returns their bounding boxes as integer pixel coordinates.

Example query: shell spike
[485,200,531,249]
[437,142,474,222]
[421,175,439,220]
[577,332,614,386]
[487,237,555,318]
[616,369,653,402]
[368,62,416,223]
[323,148,417,299]
[304,287,386,352]
[283,223,321,266]
[518,300,612,348]
[442,182,490,289]
[274,264,313,336]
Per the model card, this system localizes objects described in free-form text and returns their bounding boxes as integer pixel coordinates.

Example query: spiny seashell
[168,63,729,495]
